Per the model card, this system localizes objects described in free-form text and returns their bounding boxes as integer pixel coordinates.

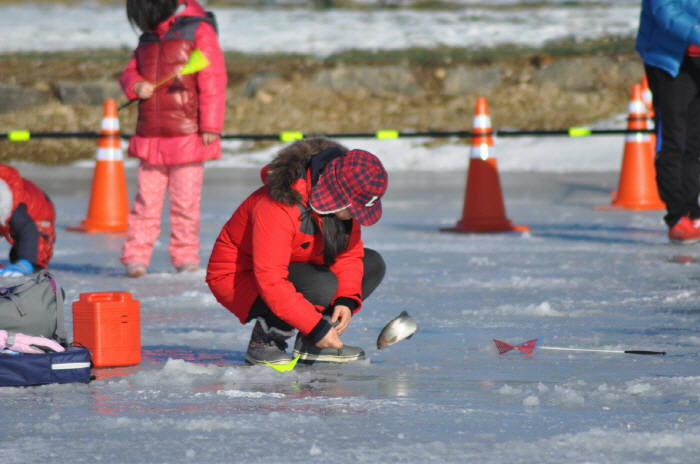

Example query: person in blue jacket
[636,0,700,243]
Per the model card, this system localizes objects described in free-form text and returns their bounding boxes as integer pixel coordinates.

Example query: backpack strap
[40,269,67,345]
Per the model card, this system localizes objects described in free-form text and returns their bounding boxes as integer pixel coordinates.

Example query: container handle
[80,292,131,303]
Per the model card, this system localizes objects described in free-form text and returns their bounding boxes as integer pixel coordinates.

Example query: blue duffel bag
[0,345,92,387]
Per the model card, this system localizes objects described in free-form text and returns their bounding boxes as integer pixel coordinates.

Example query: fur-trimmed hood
[263,137,348,206]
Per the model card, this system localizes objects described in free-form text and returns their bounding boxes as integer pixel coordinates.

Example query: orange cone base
[441,157,530,233]
[67,220,128,234]
[595,146,665,211]
[68,160,129,233]
[441,221,530,233]
[595,200,665,211]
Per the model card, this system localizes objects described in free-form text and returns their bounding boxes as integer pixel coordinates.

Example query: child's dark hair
[126,0,179,32]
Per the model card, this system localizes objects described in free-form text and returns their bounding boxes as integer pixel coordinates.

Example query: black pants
[646,59,700,227]
[247,248,386,333]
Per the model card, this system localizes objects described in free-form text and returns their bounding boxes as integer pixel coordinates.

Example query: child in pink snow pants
[119,0,227,277]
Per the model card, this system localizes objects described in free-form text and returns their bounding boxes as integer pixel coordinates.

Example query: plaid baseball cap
[309,149,388,226]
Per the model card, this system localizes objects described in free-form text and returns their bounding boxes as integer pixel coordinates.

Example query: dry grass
[0,43,639,164]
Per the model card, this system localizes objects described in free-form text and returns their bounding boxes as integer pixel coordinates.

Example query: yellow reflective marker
[568,127,592,137]
[8,130,30,142]
[376,129,399,139]
[280,131,304,142]
[181,48,210,76]
[263,354,300,373]
[153,49,211,89]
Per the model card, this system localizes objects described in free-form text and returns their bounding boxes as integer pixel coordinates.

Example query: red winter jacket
[206,167,365,335]
[0,165,55,268]
[120,0,227,165]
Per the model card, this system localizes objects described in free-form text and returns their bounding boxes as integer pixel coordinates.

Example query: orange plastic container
[72,292,141,367]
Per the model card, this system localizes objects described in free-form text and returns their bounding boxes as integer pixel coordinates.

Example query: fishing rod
[493,338,666,356]
[2,131,100,141]
[118,49,212,111]
[1,127,655,142]
[537,346,666,355]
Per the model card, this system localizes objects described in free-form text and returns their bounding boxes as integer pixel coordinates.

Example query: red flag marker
[493,338,538,355]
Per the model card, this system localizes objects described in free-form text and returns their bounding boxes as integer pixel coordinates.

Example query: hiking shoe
[669,216,700,244]
[125,263,147,278]
[292,333,365,364]
[245,320,291,366]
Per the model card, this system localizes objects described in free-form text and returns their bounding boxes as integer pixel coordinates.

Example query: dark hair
[321,215,351,265]
[126,0,178,32]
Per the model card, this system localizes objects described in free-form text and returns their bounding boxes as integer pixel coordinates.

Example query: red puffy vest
[135,15,216,137]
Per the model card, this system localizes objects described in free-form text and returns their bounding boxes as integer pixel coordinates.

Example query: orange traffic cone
[596,84,664,211]
[610,76,657,199]
[442,97,529,233]
[68,99,129,232]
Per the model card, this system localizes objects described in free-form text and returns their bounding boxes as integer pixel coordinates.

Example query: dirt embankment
[0,42,644,164]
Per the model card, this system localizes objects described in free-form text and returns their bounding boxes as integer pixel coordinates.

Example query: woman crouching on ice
[206,138,388,365]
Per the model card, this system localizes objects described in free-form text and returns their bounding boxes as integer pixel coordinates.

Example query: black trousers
[247,248,386,333]
[646,58,700,227]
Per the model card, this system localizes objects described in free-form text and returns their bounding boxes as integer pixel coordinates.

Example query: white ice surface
[0,1,640,56]
[2,147,699,463]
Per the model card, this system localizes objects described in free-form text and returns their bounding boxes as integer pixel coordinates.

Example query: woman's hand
[314,305,351,349]
[331,304,352,335]
[133,81,154,99]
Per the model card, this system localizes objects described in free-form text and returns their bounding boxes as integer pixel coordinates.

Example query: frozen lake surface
[2,147,700,462]
[0,1,695,460]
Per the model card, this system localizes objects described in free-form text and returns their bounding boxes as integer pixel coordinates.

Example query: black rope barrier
[1,127,654,142]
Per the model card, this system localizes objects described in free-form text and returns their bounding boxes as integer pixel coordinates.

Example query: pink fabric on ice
[0,329,65,354]
[120,161,203,268]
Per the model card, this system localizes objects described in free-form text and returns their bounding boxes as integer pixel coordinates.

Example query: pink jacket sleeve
[194,21,227,134]
[119,53,144,101]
